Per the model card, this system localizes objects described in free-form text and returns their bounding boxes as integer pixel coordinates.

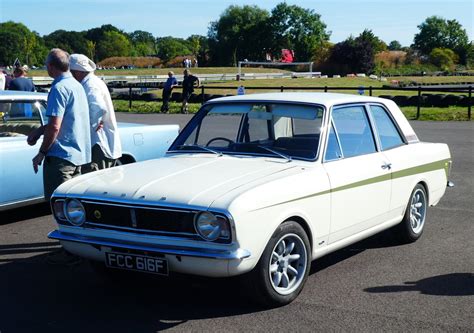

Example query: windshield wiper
[257,145,292,162]
[175,144,223,156]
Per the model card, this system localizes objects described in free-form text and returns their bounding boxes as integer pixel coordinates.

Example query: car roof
[206,92,387,107]
[0,91,48,101]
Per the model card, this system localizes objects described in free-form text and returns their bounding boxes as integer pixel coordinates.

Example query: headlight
[194,212,230,241]
[65,199,86,226]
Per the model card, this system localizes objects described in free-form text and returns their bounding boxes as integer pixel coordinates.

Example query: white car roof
[0,91,47,101]
[207,92,388,108]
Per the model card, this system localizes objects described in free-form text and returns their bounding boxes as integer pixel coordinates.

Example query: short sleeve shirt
[9,77,35,92]
[163,76,178,91]
[182,75,199,94]
[46,72,91,165]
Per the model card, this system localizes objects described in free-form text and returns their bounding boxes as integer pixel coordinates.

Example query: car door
[367,104,410,219]
[0,99,46,208]
[322,104,392,244]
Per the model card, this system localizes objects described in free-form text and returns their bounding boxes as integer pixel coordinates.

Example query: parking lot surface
[0,115,472,332]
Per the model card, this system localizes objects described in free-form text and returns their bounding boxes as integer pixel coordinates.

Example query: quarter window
[369,105,404,150]
[331,105,376,158]
[324,122,342,161]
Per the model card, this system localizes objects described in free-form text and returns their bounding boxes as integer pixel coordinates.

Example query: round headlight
[65,199,86,226]
[195,212,228,241]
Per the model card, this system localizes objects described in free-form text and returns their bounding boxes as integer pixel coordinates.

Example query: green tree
[43,30,89,54]
[128,30,156,56]
[356,29,387,53]
[329,36,375,74]
[208,5,270,65]
[0,21,43,66]
[388,40,402,51]
[187,35,210,66]
[429,48,458,71]
[96,31,132,60]
[156,37,192,63]
[413,16,469,62]
[268,3,330,61]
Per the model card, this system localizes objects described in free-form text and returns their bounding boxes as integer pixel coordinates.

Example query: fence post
[128,86,132,110]
[324,86,327,92]
[416,86,421,119]
[201,85,205,104]
[369,86,372,96]
[469,86,472,120]
[280,86,284,92]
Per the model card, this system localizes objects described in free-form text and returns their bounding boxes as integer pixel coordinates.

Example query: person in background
[160,71,178,113]
[0,70,5,90]
[69,53,122,172]
[27,48,91,265]
[9,66,35,92]
[181,69,200,114]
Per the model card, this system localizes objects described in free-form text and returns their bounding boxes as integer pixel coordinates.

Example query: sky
[1,0,472,47]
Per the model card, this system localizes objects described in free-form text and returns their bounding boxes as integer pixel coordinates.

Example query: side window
[332,105,376,158]
[0,101,44,137]
[324,122,342,161]
[369,105,404,150]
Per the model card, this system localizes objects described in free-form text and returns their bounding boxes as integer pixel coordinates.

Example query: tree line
[0,3,472,74]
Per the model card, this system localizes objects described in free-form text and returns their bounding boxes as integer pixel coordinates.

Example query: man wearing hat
[161,71,178,113]
[70,54,122,172]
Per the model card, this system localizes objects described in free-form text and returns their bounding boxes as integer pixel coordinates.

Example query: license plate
[105,252,168,275]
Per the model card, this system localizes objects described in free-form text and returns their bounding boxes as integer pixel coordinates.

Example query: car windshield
[169,102,324,161]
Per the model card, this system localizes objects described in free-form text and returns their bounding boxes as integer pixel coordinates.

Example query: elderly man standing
[28,48,91,265]
[69,54,122,172]
[28,49,91,200]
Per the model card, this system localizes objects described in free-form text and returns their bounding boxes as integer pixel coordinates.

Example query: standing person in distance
[9,66,36,92]
[69,54,122,172]
[161,71,178,113]
[181,69,200,114]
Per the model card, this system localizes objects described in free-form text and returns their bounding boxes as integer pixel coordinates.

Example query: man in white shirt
[69,54,122,172]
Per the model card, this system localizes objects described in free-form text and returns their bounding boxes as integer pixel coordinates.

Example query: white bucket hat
[70,54,97,72]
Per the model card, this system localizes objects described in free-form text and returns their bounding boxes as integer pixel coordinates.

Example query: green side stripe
[253,158,451,211]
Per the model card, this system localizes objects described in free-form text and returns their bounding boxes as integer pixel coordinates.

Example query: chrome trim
[48,230,251,260]
[85,222,198,237]
[80,200,198,213]
[0,196,45,212]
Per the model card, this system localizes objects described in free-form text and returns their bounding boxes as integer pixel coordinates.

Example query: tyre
[245,221,311,307]
[396,184,428,243]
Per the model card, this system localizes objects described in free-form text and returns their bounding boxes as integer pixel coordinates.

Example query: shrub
[98,56,162,68]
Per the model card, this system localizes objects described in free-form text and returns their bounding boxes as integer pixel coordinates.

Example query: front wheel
[245,221,311,307]
[396,184,428,243]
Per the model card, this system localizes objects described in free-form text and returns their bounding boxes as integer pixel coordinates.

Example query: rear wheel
[245,221,311,307]
[396,184,428,243]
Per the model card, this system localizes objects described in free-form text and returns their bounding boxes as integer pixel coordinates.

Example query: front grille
[82,201,197,238]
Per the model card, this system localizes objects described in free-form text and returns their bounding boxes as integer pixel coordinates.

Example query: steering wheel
[206,137,235,146]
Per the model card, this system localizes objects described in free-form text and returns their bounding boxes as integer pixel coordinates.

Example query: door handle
[381,163,392,170]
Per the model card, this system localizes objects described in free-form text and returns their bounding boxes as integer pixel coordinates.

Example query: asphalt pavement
[0,115,472,332]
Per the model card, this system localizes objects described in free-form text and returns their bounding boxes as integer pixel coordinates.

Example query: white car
[48,93,452,306]
[0,91,179,210]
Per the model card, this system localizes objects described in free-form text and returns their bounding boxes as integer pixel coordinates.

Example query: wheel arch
[283,215,313,251]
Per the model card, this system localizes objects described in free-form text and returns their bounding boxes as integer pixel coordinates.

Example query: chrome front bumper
[48,230,251,260]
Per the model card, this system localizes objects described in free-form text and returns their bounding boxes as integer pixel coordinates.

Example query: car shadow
[0,251,264,333]
[364,273,474,296]
[0,202,51,225]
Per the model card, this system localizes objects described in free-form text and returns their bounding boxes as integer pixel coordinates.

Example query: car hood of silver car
[54,154,301,208]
